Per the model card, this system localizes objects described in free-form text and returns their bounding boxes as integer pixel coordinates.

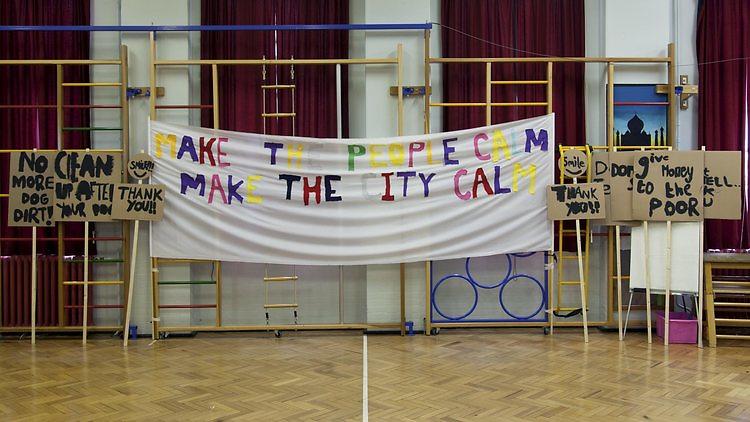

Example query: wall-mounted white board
[629,222,701,293]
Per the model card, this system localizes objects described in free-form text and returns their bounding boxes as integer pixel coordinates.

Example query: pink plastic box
[654,311,698,344]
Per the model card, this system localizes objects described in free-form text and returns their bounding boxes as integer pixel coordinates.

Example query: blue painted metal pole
[0,23,432,32]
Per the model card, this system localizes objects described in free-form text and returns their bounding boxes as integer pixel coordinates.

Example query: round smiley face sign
[559,149,588,178]
[128,153,155,180]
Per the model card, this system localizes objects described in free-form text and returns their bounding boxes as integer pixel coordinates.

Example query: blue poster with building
[613,84,668,147]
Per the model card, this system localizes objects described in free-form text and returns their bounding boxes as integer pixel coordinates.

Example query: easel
[631,222,705,347]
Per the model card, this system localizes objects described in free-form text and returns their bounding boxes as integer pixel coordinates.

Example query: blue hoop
[431,274,478,321]
[498,274,546,320]
[465,255,512,289]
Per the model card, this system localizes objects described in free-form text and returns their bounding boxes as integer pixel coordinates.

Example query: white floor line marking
[363,334,368,422]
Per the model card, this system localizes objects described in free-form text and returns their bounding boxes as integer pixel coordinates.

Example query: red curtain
[698,1,750,250]
[201,0,276,133]
[201,0,348,137]
[441,0,585,147]
[440,1,517,130]
[0,0,91,255]
[276,0,348,137]
[516,0,585,146]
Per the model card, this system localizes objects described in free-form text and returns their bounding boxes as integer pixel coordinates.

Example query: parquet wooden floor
[0,329,748,421]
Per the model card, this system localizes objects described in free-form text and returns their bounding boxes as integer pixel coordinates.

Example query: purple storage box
[654,311,697,344]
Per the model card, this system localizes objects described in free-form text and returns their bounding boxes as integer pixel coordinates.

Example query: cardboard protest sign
[112,183,165,221]
[704,151,741,220]
[7,151,57,227]
[591,152,613,225]
[127,153,155,180]
[54,151,122,221]
[608,151,636,221]
[632,151,703,221]
[559,149,588,178]
[547,183,606,220]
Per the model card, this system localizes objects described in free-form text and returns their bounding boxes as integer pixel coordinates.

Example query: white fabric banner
[149,114,554,265]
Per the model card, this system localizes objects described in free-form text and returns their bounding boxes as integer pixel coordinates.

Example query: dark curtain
[276,0,348,137]
[201,0,348,138]
[516,0,585,146]
[440,1,516,130]
[698,0,750,250]
[201,0,276,132]
[441,0,585,147]
[0,0,91,255]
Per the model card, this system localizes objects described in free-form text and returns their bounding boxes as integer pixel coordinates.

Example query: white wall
[85,0,699,334]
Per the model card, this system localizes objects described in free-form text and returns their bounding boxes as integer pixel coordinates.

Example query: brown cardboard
[591,152,615,225]
[632,151,704,221]
[559,149,588,179]
[547,183,606,220]
[54,151,122,221]
[7,151,57,227]
[608,151,636,222]
[704,151,742,220]
[112,183,165,221]
[127,153,155,180]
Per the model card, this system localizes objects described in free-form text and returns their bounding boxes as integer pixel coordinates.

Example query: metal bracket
[655,75,698,110]
[389,86,431,97]
[127,86,165,100]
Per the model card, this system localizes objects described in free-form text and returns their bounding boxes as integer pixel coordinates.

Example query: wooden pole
[119,45,132,342]
[546,62,553,114]
[215,260,222,327]
[148,34,157,339]
[664,220,672,345]
[644,220,652,344]
[607,63,614,149]
[82,220,89,345]
[31,226,37,345]
[123,180,143,347]
[573,176,589,343]
[149,32,157,120]
[396,43,405,336]
[423,29,431,134]
[698,237,704,345]
[211,64,219,128]
[548,250,554,336]
[151,257,158,340]
[485,62,492,124]
[56,64,65,328]
[336,63,345,325]
[211,63,222,329]
[667,43,676,146]
[397,44,404,135]
[616,225,623,341]
[400,263,406,336]
[423,30,432,336]
[698,148,706,348]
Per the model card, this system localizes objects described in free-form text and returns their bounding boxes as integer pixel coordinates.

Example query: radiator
[1,255,91,327]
